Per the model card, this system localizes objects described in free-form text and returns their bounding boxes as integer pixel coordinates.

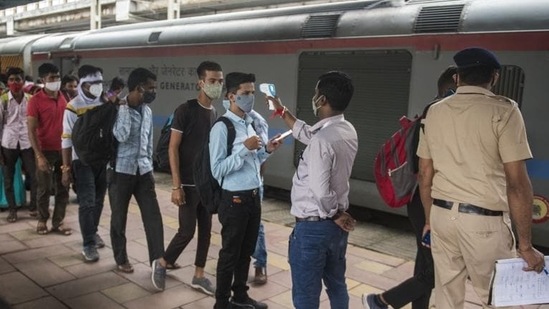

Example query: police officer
[417,47,545,308]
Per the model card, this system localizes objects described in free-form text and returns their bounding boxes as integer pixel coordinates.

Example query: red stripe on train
[32,31,549,60]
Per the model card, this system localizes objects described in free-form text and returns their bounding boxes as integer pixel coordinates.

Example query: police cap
[453,47,501,70]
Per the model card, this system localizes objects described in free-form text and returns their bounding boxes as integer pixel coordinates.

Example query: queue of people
[0,46,545,309]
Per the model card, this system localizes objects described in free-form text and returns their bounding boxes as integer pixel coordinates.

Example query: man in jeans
[109,68,165,290]
[1,67,36,223]
[211,72,281,309]
[62,65,107,263]
[27,63,71,236]
[270,71,358,309]
[154,61,222,295]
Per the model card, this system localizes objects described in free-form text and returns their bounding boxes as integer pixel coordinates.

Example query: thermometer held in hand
[260,83,277,110]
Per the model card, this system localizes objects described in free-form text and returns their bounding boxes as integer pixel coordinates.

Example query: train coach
[1,0,548,246]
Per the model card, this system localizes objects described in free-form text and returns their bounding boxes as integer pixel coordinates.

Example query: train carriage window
[295,50,412,182]
[492,65,525,108]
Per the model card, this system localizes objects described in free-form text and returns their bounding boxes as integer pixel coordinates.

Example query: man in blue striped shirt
[108,68,166,291]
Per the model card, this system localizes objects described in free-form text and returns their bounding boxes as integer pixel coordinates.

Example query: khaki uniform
[417,86,532,308]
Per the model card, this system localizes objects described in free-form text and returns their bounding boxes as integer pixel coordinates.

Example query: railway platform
[0,172,546,309]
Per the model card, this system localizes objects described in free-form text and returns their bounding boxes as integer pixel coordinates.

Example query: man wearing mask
[211,72,281,309]
[269,71,358,309]
[27,63,71,236]
[61,65,108,263]
[60,75,78,102]
[1,67,37,223]
[109,68,165,291]
[153,61,222,294]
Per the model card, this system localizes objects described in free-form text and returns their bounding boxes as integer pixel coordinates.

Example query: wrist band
[172,187,181,190]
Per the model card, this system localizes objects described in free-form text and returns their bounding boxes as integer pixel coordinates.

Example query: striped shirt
[112,101,154,175]
[61,94,103,160]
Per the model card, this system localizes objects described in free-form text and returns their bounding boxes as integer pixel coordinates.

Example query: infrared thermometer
[260,83,277,110]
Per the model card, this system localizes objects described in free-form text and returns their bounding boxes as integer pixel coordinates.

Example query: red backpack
[374,116,422,208]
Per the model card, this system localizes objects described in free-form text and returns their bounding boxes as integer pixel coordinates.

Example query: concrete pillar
[90,0,101,30]
[6,16,14,36]
[167,0,180,20]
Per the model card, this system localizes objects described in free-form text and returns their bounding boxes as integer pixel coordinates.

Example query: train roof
[26,0,549,53]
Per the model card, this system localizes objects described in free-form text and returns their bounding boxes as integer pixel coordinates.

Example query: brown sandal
[166,263,181,270]
[51,225,72,236]
[117,263,134,273]
[7,210,17,223]
[37,221,49,235]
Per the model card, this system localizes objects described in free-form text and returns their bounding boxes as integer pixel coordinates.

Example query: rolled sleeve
[113,104,131,143]
[416,118,431,159]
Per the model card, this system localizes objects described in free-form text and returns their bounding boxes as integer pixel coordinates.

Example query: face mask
[235,94,254,113]
[222,99,230,110]
[45,81,61,92]
[203,82,223,100]
[8,83,23,93]
[311,95,323,117]
[89,84,103,98]
[143,91,156,104]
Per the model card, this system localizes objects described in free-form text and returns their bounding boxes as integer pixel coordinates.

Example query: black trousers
[382,191,435,309]
[2,146,36,210]
[214,189,261,309]
[108,170,164,266]
[163,186,212,268]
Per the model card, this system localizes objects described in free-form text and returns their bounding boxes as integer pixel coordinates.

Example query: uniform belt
[224,188,258,197]
[295,216,333,222]
[433,199,503,216]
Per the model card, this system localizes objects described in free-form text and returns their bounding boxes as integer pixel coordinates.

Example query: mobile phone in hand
[422,231,431,246]
[274,130,292,142]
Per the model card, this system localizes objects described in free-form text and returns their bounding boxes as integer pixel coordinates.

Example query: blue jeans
[289,220,349,309]
[252,223,266,268]
[73,160,107,247]
[252,185,267,268]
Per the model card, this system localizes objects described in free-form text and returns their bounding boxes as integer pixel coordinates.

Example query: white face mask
[45,81,61,92]
[89,84,103,98]
[311,95,323,117]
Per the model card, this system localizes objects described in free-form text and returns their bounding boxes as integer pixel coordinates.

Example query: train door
[295,49,413,182]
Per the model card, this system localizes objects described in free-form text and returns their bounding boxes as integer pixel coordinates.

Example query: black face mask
[143,91,156,104]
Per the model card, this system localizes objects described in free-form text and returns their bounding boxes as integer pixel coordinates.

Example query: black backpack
[193,117,235,214]
[154,99,199,173]
[154,113,174,173]
[72,103,118,167]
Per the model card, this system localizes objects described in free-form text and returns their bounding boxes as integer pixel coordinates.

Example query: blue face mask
[235,94,254,113]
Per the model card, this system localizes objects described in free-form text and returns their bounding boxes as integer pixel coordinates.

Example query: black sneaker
[82,245,99,263]
[231,297,268,309]
[94,234,105,248]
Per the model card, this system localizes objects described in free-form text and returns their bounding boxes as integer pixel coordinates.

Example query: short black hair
[127,68,157,91]
[25,75,33,82]
[109,77,125,91]
[197,61,223,80]
[78,65,103,79]
[225,72,255,94]
[61,75,78,87]
[457,65,497,86]
[437,66,457,98]
[6,67,24,79]
[317,71,354,112]
[38,63,59,78]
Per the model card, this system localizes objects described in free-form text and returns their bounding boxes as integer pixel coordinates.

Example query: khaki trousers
[430,203,515,308]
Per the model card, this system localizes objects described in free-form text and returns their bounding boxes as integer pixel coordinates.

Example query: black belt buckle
[433,199,502,216]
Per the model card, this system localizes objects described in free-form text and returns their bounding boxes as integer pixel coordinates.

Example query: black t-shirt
[171,99,217,184]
